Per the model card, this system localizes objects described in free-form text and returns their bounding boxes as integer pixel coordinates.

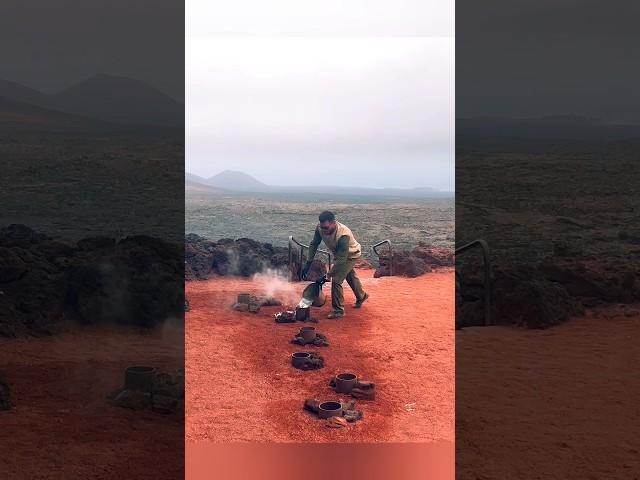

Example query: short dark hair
[318,211,335,222]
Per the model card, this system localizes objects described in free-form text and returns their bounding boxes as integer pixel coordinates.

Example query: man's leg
[330,258,357,315]
[345,267,366,302]
[331,279,344,313]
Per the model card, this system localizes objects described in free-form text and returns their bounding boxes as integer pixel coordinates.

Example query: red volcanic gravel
[186,269,454,443]
[456,304,640,479]
[0,326,184,480]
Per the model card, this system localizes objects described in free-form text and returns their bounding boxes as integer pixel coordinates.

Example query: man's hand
[315,274,328,286]
[301,261,312,280]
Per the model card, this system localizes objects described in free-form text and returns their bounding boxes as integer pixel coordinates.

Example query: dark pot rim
[126,366,156,374]
[336,373,357,381]
[319,401,342,412]
[292,352,311,359]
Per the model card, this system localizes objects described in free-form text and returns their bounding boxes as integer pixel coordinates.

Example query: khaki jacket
[319,221,362,259]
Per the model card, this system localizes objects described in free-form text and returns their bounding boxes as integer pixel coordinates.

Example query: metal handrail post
[288,235,333,279]
[372,239,393,276]
[455,239,491,326]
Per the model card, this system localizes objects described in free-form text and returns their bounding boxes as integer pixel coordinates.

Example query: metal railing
[288,236,332,281]
[455,239,491,326]
[372,239,393,277]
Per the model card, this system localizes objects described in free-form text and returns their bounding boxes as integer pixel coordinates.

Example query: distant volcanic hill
[0,78,53,108]
[205,170,271,192]
[0,74,183,127]
[0,96,109,131]
[185,170,452,199]
[52,74,183,127]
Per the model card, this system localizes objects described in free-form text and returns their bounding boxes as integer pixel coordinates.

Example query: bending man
[301,211,369,319]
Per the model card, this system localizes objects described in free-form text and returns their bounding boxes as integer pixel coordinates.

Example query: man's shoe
[327,311,344,319]
[354,292,369,308]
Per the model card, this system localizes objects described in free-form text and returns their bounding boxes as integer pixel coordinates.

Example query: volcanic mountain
[0,74,182,127]
[186,170,452,199]
[52,74,183,126]
[0,96,110,131]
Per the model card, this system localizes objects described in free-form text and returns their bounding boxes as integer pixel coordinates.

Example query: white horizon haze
[186,2,454,190]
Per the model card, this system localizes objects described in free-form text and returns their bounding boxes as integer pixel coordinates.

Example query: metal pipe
[372,239,393,277]
[455,239,491,326]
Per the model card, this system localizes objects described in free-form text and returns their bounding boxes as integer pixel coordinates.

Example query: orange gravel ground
[0,326,184,480]
[456,305,640,479]
[186,269,454,443]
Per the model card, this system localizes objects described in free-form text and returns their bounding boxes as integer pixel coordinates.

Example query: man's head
[318,211,337,235]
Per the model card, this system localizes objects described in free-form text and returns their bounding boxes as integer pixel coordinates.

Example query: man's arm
[307,227,322,262]
[327,235,350,277]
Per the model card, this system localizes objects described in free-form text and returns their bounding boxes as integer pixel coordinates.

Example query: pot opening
[319,401,342,411]
[126,366,155,374]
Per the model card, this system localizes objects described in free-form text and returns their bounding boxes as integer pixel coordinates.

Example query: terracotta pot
[124,366,156,392]
[295,307,310,321]
[291,352,311,368]
[335,373,358,394]
[299,326,316,342]
[318,401,343,419]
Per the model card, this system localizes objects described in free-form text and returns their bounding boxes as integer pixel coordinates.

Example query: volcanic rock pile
[231,293,282,314]
[458,254,640,329]
[274,310,318,323]
[328,377,376,400]
[0,380,11,411]
[374,243,454,278]
[0,224,184,337]
[303,398,364,428]
[292,352,324,371]
[108,368,184,414]
[185,234,295,280]
[291,332,329,347]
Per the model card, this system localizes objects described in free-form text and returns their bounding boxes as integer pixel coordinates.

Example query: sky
[186,1,455,190]
[457,0,640,123]
[0,0,183,99]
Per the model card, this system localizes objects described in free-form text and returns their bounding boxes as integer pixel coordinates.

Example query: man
[301,211,369,318]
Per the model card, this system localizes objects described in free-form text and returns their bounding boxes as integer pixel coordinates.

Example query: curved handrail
[455,239,491,326]
[372,239,393,277]
[288,236,332,280]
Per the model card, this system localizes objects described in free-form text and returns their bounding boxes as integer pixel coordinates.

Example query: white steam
[252,268,300,307]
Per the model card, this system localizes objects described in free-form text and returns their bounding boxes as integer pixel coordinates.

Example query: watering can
[300,276,328,307]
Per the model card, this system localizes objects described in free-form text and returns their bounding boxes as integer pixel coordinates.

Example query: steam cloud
[252,268,300,307]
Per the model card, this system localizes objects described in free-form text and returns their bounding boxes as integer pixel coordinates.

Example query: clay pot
[237,293,251,304]
[299,326,316,342]
[295,307,310,321]
[291,352,311,368]
[335,373,358,394]
[318,401,343,419]
[124,366,156,392]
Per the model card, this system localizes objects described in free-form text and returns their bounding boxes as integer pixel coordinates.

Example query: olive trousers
[330,258,366,312]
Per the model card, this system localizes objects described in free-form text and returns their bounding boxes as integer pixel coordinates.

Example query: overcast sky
[186,1,454,190]
[457,0,640,123]
[1,0,183,99]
